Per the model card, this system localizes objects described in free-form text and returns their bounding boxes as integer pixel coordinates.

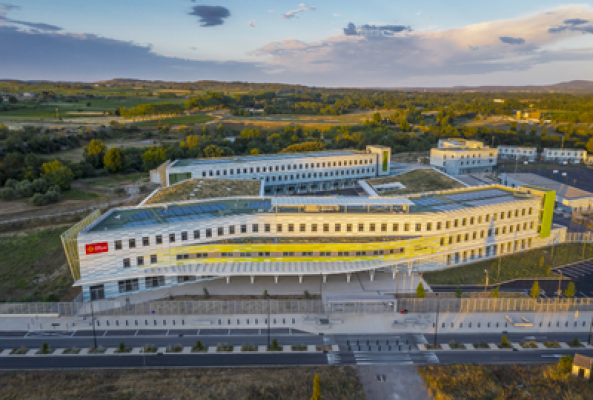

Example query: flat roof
[367,169,465,196]
[504,173,593,199]
[143,178,261,205]
[272,197,414,207]
[170,150,363,168]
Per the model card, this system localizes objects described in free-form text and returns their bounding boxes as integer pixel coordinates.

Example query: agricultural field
[423,243,593,286]
[419,359,586,400]
[0,366,365,400]
[137,113,215,126]
[0,227,76,302]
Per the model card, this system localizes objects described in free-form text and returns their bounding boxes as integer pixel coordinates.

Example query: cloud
[0,2,60,31]
[0,26,265,81]
[343,22,411,36]
[416,11,422,16]
[268,10,275,13]
[248,20,255,27]
[281,4,316,19]
[564,18,588,25]
[499,36,525,45]
[188,5,230,27]
[0,3,19,16]
[251,5,593,85]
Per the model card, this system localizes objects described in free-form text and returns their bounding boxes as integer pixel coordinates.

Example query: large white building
[430,139,498,176]
[62,178,561,302]
[153,146,392,195]
[542,148,587,164]
[498,146,537,161]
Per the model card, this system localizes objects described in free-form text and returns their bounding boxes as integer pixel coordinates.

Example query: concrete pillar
[226,276,231,284]
[274,275,279,283]
[299,275,303,283]
[410,272,415,293]
[346,273,351,283]
[250,276,255,284]
[392,269,396,279]
[323,274,327,283]
[369,270,375,282]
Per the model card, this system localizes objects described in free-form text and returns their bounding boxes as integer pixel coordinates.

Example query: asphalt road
[0,353,329,370]
[436,349,591,364]
[0,329,323,349]
[423,332,592,344]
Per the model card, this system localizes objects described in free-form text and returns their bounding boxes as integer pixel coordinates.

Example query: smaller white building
[498,146,537,161]
[542,148,587,164]
[431,139,498,176]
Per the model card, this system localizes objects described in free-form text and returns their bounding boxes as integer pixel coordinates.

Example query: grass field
[423,243,593,286]
[0,227,74,302]
[419,359,585,400]
[138,114,215,126]
[0,366,365,400]
[367,169,465,196]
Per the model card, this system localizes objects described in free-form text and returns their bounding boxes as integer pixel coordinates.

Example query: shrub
[192,341,205,352]
[203,288,210,299]
[304,290,311,299]
[501,336,510,348]
[263,289,268,299]
[242,344,256,351]
[117,342,128,353]
[311,374,321,400]
[568,337,581,348]
[0,188,15,201]
[143,344,157,353]
[269,339,281,351]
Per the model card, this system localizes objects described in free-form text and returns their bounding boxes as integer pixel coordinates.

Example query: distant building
[493,99,505,103]
[430,139,498,176]
[515,111,542,121]
[498,146,537,161]
[541,148,586,164]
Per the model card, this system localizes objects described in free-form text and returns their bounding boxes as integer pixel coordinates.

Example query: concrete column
[299,275,303,283]
[410,273,415,293]
[369,270,375,282]
[226,276,231,284]
[323,275,327,284]
[346,273,351,283]
[274,275,279,283]
[250,276,255,284]
[395,271,399,294]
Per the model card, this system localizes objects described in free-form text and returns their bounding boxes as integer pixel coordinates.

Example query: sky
[1,0,593,87]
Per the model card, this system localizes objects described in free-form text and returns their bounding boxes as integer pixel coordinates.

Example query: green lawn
[138,114,215,126]
[62,190,102,201]
[423,243,593,286]
[0,227,73,302]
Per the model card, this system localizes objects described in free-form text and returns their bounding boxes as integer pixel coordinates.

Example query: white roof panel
[271,197,414,207]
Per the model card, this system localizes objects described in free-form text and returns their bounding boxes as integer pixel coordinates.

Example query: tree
[202,125,208,134]
[372,112,382,124]
[400,120,410,132]
[104,147,124,173]
[541,128,547,136]
[490,286,500,298]
[180,135,199,149]
[454,286,463,299]
[203,144,224,158]
[416,282,426,298]
[564,281,576,298]
[8,95,18,104]
[141,147,166,170]
[530,281,540,299]
[0,188,16,201]
[586,138,593,154]
[84,139,106,168]
[250,148,259,155]
[280,141,325,153]
[310,374,321,400]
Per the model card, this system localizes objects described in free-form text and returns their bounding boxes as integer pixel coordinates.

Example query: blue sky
[1,0,593,86]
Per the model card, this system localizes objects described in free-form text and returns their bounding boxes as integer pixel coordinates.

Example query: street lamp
[266,292,271,350]
[90,288,99,349]
[433,296,440,349]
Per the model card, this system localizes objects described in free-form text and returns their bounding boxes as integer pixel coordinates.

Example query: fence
[4,297,593,317]
[397,297,593,314]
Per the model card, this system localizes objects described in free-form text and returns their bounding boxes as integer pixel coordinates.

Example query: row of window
[114,208,536,251]
[198,158,374,178]
[446,239,533,265]
[174,248,406,261]
[118,276,165,293]
[263,168,373,182]
[438,222,535,245]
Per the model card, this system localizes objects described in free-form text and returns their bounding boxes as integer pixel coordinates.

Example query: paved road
[0,353,328,370]
[436,349,592,364]
[423,332,591,344]
[0,329,322,349]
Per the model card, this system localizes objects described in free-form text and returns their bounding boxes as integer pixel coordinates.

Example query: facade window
[196,253,208,258]
[178,276,196,283]
[335,223,342,232]
[288,224,294,232]
[265,224,270,232]
[118,279,139,293]
[258,252,271,257]
[150,255,157,264]
[123,258,130,268]
[300,224,306,232]
[206,229,212,238]
[283,252,295,257]
[436,222,441,230]
[454,219,459,228]
[416,224,421,232]
[381,223,387,232]
[145,276,165,289]
[229,226,235,235]
[137,256,144,266]
[446,221,451,229]
[323,224,329,232]
[129,239,136,249]
[115,240,122,250]
[252,224,259,233]
[156,235,163,244]
[193,230,200,239]
[218,227,224,236]
[427,223,432,231]
[404,223,410,232]
[277,224,283,233]
[358,224,364,232]
[181,231,188,241]
[462,218,467,226]
[347,224,353,232]
[393,223,399,231]
[369,223,375,232]
[169,233,175,243]
[312,224,318,232]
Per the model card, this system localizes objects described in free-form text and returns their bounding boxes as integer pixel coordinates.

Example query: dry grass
[145,178,261,204]
[0,366,365,400]
[367,169,465,196]
[419,360,590,400]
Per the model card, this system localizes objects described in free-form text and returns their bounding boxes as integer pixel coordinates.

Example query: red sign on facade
[86,242,109,255]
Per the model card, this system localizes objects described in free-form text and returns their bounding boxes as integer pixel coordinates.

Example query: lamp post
[588,315,593,345]
[557,269,563,299]
[90,288,98,349]
[433,297,440,349]
[266,292,270,350]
